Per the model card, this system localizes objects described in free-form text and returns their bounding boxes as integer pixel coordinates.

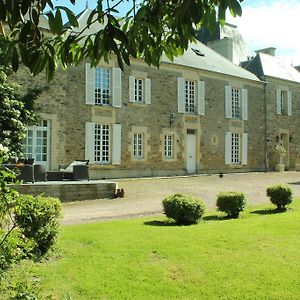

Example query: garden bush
[14,195,62,257]
[162,193,205,225]
[266,184,293,210]
[216,192,246,218]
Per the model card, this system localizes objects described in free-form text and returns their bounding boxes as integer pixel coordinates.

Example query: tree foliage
[0,0,243,81]
[0,66,40,156]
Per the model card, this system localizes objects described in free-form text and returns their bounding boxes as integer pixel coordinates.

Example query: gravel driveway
[62,171,300,225]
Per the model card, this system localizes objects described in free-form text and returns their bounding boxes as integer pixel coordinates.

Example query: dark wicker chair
[59,160,89,181]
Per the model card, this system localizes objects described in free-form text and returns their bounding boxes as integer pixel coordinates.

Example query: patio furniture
[59,160,89,181]
[34,164,46,182]
[47,171,64,181]
[2,163,34,183]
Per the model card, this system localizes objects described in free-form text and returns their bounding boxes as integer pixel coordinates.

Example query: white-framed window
[185,80,196,113]
[85,123,121,165]
[94,124,110,163]
[164,134,174,159]
[225,86,248,120]
[86,64,121,107]
[276,89,292,115]
[133,133,143,158]
[134,78,144,102]
[129,76,151,104]
[23,120,51,170]
[231,133,240,164]
[231,88,241,118]
[178,78,205,115]
[225,132,248,165]
[94,67,111,105]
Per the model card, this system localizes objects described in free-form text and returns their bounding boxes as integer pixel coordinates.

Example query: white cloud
[227,0,300,65]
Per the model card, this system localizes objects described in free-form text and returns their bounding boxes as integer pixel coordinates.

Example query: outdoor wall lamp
[289,135,292,143]
[169,114,176,127]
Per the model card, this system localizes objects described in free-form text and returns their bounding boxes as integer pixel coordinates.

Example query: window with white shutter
[112,68,122,107]
[177,77,185,113]
[242,133,248,165]
[112,124,122,164]
[287,91,292,116]
[86,64,95,105]
[85,122,95,163]
[197,80,205,115]
[225,85,232,118]
[242,89,248,120]
[225,132,248,165]
[128,75,151,104]
[276,89,291,116]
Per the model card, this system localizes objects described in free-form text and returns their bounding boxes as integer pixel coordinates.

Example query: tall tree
[0,0,243,81]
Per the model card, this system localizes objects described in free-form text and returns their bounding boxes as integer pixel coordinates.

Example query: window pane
[94,124,110,163]
[185,80,195,113]
[95,67,111,105]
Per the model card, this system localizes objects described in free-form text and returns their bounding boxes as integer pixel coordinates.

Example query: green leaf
[56,6,78,27]
[227,0,242,17]
[54,9,63,34]
[32,9,39,26]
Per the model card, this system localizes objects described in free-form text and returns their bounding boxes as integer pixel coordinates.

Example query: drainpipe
[263,79,268,172]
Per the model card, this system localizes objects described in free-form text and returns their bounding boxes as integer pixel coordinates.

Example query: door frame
[186,131,197,174]
[24,120,51,170]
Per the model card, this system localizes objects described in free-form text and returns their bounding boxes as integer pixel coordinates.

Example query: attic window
[192,48,205,57]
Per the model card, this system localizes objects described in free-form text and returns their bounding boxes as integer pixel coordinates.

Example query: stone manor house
[12,10,300,179]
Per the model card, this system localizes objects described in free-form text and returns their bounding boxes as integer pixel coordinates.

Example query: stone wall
[265,77,300,170]
[9,58,266,179]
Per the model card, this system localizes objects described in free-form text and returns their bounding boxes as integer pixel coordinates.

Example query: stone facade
[11,54,268,179]
[264,77,300,170]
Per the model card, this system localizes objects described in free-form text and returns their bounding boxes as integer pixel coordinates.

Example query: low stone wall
[12,181,118,202]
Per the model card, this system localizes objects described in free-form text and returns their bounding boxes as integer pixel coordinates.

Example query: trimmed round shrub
[162,193,205,225]
[266,184,293,209]
[216,191,246,218]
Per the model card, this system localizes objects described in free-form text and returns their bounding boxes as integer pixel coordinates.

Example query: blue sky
[53,0,300,65]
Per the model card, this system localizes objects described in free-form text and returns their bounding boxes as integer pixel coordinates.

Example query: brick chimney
[255,47,276,56]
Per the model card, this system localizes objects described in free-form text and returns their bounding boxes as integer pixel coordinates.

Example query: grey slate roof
[73,9,259,82]
[162,40,259,82]
[243,53,300,83]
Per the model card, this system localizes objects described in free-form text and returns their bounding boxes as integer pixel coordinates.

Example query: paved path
[62,172,300,225]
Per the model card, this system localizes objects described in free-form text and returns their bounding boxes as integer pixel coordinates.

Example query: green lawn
[3,202,300,300]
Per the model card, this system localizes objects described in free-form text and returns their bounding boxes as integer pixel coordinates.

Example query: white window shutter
[276,89,281,114]
[242,88,248,120]
[85,63,95,105]
[225,132,232,165]
[145,78,151,104]
[242,133,248,165]
[112,68,122,107]
[197,80,205,115]
[85,122,95,163]
[225,85,232,118]
[287,91,292,116]
[112,124,122,165]
[177,77,185,113]
[129,75,135,102]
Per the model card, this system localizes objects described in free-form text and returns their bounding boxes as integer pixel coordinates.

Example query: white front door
[186,133,196,173]
[23,120,51,170]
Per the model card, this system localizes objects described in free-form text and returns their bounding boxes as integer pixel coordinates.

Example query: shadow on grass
[203,215,239,221]
[144,220,177,226]
[251,208,288,215]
